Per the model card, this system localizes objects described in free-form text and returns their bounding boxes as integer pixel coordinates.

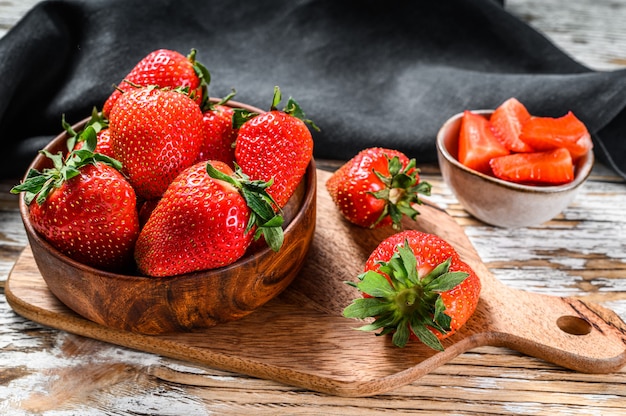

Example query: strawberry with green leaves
[134,161,284,277]
[197,91,238,166]
[109,85,205,200]
[234,87,316,208]
[102,48,210,117]
[343,230,481,350]
[326,148,431,229]
[67,108,114,158]
[11,131,140,272]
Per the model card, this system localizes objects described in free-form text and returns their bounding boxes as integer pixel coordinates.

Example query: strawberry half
[343,230,481,350]
[102,48,210,117]
[326,147,431,229]
[458,110,510,175]
[519,111,593,161]
[489,147,574,185]
[490,97,534,153]
[11,131,139,271]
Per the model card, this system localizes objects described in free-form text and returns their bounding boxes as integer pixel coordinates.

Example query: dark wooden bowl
[18,100,317,335]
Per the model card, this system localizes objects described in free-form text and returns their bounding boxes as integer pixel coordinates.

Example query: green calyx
[11,113,121,206]
[232,86,320,131]
[205,162,285,252]
[188,48,211,101]
[342,240,469,351]
[370,156,432,229]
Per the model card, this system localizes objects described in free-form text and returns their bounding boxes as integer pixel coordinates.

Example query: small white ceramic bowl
[436,110,594,228]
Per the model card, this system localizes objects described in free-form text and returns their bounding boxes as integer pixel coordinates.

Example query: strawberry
[489,147,574,185]
[458,110,510,175]
[343,230,481,350]
[519,111,593,161]
[109,86,205,200]
[102,48,210,117]
[134,161,284,277]
[196,91,238,166]
[490,97,534,153]
[11,133,139,272]
[326,147,431,229]
[67,109,115,158]
[234,87,316,208]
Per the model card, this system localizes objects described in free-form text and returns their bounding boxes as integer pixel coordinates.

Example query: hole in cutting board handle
[557,315,593,336]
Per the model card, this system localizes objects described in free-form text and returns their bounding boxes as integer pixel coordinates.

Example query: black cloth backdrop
[1,0,626,179]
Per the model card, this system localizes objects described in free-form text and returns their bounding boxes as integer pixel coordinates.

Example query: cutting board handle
[466,277,626,374]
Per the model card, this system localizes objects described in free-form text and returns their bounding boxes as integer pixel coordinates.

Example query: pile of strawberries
[12,49,315,277]
[457,97,593,185]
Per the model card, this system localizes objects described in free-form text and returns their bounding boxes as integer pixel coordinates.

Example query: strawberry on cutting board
[11,133,139,272]
[134,161,284,277]
[234,86,316,208]
[343,230,481,350]
[458,110,510,175]
[109,85,205,200]
[326,147,431,229]
[102,48,210,116]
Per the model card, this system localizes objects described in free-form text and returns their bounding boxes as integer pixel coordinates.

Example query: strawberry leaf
[205,162,285,252]
[369,155,432,229]
[343,239,467,350]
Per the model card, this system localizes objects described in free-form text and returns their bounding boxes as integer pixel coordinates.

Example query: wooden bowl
[18,100,317,335]
[436,110,594,228]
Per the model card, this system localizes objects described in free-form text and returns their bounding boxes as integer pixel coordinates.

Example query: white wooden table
[1,1,626,414]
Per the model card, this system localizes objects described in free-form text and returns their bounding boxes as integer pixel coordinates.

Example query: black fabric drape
[1,0,625,179]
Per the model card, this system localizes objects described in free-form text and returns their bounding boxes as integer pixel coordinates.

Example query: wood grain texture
[6,169,626,398]
[2,0,626,414]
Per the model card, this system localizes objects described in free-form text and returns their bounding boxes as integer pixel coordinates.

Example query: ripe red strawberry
[489,147,574,185]
[519,111,593,161]
[490,97,534,153]
[234,87,316,208]
[326,147,431,229]
[11,136,139,272]
[197,92,238,166]
[134,161,284,277]
[458,110,510,174]
[109,86,205,200]
[102,48,209,117]
[64,108,114,158]
[343,230,481,350]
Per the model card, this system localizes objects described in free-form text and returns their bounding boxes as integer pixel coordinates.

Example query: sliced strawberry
[519,111,593,161]
[458,110,510,175]
[489,147,574,185]
[490,97,534,152]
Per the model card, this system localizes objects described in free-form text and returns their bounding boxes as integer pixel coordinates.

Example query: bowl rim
[18,98,317,283]
[436,109,595,194]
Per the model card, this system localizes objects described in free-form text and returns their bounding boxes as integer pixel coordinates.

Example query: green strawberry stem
[11,121,122,206]
[343,239,468,351]
[370,155,432,229]
[205,162,285,252]
[63,107,108,152]
[232,86,320,131]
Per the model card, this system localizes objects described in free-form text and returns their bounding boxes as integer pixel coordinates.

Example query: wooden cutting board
[6,169,626,397]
